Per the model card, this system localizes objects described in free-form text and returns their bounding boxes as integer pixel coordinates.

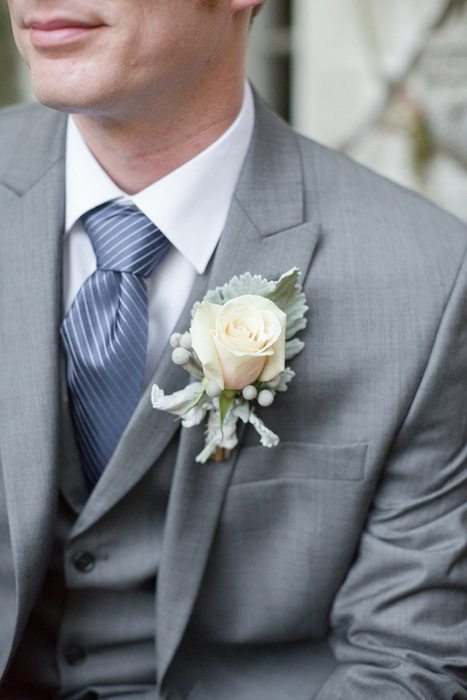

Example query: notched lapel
[155,211,320,689]
[209,198,320,288]
[156,101,321,688]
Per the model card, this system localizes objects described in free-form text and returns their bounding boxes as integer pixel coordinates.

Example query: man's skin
[7,0,262,193]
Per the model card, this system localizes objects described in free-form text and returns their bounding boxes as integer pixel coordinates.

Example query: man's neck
[72,79,246,195]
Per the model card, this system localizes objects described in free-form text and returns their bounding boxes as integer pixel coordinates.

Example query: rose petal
[258,313,287,381]
[190,294,287,391]
[190,301,225,390]
[213,335,266,389]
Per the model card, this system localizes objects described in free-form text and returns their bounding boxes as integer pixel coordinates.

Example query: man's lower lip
[30,26,98,48]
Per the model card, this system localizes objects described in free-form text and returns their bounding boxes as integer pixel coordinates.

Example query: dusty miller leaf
[275,368,295,392]
[232,400,250,422]
[285,338,305,360]
[266,267,308,340]
[204,272,276,306]
[248,411,280,448]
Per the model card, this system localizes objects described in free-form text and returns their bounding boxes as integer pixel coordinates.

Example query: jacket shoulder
[0,101,63,137]
[296,131,467,253]
[281,126,467,328]
[0,102,66,195]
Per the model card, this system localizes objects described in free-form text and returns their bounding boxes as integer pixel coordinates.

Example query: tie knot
[82,201,170,276]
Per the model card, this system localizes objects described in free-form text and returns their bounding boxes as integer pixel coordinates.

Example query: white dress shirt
[64,83,255,389]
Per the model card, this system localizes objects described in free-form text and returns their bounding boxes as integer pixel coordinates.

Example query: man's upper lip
[28,17,100,30]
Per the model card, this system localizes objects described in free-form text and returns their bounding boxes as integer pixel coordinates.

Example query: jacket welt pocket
[230,441,367,485]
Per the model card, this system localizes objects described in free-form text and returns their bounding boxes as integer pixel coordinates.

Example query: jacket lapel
[0,106,67,652]
[156,99,321,687]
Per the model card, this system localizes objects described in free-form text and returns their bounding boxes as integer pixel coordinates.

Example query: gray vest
[5,405,178,700]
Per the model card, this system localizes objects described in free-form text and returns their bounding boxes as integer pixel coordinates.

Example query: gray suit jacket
[0,95,466,700]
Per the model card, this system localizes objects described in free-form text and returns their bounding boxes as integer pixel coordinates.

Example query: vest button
[64,644,86,666]
[73,551,96,572]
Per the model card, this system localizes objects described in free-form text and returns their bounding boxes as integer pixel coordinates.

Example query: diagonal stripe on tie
[61,201,171,486]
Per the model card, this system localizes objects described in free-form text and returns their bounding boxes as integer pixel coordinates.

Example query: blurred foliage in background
[0,2,21,106]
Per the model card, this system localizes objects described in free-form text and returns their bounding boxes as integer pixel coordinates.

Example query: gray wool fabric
[0,93,466,700]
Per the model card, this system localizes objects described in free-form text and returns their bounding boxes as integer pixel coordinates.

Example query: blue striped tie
[61,201,171,486]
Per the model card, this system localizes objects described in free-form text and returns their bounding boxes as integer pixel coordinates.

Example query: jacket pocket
[231,440,367,485]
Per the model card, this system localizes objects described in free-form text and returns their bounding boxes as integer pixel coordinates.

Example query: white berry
[169,332,182,348]
[206,380,222,398]
[172,348,190,365]
[257,389,274,407]
[179,332,192,350]
[242,385,258,401]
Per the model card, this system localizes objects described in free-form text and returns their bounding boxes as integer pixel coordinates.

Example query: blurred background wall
[2,0,467,222]
[0,1,22,105]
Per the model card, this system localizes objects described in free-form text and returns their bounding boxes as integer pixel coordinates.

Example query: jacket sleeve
[315,249,467,700]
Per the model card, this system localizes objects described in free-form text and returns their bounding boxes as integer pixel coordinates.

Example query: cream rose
[190,295,287,391]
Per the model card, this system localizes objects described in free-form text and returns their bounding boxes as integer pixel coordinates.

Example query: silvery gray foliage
[195,408,240,463]
[232,401,250,423]
[151,383,209,428]
[203,272,276,306]
[266,268,308,341]
[274,368,295,392]
[285,338,305,360]
[246,411,280,448]
[232,402,279,449]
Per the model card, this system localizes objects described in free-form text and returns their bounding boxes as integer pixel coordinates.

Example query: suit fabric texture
[0,96,466,700]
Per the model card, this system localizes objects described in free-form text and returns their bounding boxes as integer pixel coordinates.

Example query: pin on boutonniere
[151,267,308,463]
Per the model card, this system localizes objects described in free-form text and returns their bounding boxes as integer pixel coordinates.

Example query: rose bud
[190,295,286,391]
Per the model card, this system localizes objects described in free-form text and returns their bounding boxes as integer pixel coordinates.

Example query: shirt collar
[65,82,255,274]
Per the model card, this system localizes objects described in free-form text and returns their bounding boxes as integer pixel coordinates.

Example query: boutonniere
[151,267,308,463]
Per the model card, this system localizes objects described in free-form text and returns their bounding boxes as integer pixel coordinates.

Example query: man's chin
[31,83,103,115]
[29,65,111,115]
